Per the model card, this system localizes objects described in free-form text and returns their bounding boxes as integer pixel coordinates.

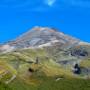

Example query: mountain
[8,26,81,49]
[1,26,89,52]
[0,26,90,90]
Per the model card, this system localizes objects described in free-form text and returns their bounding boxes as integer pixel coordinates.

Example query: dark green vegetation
[0,45,90,90]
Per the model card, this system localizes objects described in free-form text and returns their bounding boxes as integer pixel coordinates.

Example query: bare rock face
[0,44,14,53]
[8,26,80,49]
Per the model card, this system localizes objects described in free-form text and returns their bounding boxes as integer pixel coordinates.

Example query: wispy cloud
[44,0,56,7]
[0,0,90,12]
[30,0,57,12]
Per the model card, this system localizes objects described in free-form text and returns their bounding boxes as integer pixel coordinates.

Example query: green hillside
[0,47,90,90]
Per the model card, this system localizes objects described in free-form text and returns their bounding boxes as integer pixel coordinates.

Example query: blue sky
[0,0,90,43]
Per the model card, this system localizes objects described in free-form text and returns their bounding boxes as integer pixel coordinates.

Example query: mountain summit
[8,26,80,49]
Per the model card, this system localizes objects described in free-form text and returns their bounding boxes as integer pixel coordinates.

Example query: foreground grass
[0,77,90,90]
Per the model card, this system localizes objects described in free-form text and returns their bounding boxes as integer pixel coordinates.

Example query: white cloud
[31,0,57,12]
[44,0,56,7]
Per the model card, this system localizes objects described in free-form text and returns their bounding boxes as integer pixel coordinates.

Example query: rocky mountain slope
[1,26,89,52]
[7,26,81,48]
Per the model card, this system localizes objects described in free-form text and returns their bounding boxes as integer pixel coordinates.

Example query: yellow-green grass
[0,76,90,90]
[0,48,89,87]
[80,59,90,68]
